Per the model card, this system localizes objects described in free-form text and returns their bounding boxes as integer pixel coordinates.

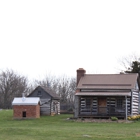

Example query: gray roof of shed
[41,86,60,100]
[28,86,60,100]
[77,73,138,90]
[12,97,40,105]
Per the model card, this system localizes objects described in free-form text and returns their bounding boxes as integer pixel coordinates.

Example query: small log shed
[28,86,60,115]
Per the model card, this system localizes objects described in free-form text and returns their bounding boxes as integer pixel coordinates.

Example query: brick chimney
[76,68,86,86]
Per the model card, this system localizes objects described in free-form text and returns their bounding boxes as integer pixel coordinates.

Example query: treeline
[1,55,140,109]
[0,69,76,109]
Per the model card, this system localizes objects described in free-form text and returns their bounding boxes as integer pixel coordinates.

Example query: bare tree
[33,74,59,91]
[118,54,140,89]
[0,69,29,109]
[57,76,76,103]
[118,53,140,73]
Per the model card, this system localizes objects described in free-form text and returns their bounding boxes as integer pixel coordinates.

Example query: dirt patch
[136,133,140,136]
[83,134,91,137]
[74,118,133,123]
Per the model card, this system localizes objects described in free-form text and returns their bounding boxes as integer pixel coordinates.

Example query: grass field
[1,110,140,140]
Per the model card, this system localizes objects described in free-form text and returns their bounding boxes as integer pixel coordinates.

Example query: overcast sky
[0,0,140,81]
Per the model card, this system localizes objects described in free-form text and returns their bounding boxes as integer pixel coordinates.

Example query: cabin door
[98,97,107,114]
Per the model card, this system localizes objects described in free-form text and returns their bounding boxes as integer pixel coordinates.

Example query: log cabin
[28,86,60,115]
[74,68,140,119]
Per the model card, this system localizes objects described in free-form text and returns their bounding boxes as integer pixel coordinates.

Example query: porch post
[74,95,79,118]
[125,96,127,120]
[131,90,133,116]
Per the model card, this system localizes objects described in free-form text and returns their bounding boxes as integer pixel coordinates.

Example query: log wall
[79,96,132,116]
[132,91,139,115]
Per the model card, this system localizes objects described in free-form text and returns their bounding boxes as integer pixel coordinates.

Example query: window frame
[37,91,42,97]
[116,98,123,109]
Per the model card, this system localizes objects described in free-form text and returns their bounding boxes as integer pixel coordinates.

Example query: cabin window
[116,99,123,108]
[22,111,26,117]
[37,91,42,96]
[86,98,91,108]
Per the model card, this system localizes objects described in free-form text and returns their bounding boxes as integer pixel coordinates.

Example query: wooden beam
[131,90,133,116]
[125,96,127,120]
[74,95,79,117]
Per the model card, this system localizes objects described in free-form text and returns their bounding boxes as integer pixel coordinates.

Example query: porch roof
[75,92,131,96]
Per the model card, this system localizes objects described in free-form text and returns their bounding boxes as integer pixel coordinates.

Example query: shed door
[98,97,107,114]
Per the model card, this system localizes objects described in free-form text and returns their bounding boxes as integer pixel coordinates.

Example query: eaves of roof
[75,92,131,96]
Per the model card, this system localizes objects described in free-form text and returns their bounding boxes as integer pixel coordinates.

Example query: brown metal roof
[77,73,138,90]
